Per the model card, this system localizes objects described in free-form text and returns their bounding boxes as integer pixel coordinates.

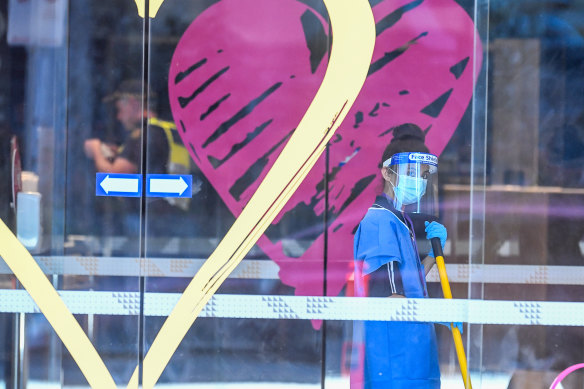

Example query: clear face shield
[382,152,439,217]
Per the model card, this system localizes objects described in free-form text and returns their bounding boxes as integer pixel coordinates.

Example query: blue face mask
[392,174,427,206]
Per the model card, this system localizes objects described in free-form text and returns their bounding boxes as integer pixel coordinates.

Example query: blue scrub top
[351,196,440,389]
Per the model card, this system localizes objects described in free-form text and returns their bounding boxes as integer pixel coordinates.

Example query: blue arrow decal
[96,173,142,197]
[147,175,192,198]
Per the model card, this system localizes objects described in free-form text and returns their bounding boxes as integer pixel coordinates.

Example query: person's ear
[381,167,392,182]
[128,97,143,116]
[131,97,142,109]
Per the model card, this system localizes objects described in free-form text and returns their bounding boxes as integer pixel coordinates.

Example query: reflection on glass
[351,126,444,388]
[1,0,584,387]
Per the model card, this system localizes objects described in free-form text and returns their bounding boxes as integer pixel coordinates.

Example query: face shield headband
[382,152,438,173]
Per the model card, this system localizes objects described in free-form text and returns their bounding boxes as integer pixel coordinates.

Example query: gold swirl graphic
[134,0,166,18]
[0,220,117,388]
[0,1,375,388]
[128,1,375,387]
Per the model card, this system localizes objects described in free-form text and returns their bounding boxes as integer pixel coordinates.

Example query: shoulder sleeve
[368,262,405,297]
[354,211,402,275]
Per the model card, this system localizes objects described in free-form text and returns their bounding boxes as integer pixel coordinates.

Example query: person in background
[84,80,194,241]
[351,123,448,389]
[84,79,169,175]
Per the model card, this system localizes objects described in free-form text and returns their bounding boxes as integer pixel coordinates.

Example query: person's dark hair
[380,123,429,167]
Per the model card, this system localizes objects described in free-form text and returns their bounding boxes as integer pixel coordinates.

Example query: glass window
[1,0,583,388]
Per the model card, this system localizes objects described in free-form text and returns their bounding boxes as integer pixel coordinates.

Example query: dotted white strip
[425,264,584,285]
[0,290,583,326]
[0,256,280,279]
[1,256,583,285]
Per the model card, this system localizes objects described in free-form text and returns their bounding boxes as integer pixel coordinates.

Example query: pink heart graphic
[169,0,482,326]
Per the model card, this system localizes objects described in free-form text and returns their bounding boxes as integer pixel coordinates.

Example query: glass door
[1,0,145,386]
[2,0,584,388]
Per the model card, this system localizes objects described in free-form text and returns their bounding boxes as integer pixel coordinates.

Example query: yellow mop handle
[432,237,472,389]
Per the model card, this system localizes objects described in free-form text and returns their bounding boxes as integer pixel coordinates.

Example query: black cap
[103,79,157,103]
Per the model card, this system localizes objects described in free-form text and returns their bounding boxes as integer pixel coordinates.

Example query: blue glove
[425,221,447,258]
[437,322,464,334]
